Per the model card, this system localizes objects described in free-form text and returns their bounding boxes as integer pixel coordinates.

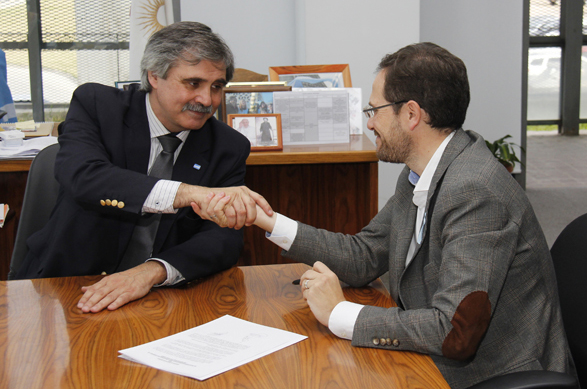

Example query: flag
[0,48,17,123]
[129,0,175,81]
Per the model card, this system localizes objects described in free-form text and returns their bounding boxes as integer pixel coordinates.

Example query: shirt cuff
[328,301,364,340]
[143,180,182,214]
[266,213,298,251]
[147,258,185,287]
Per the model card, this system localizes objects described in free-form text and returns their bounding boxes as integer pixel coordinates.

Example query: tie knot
[158,133,182,154]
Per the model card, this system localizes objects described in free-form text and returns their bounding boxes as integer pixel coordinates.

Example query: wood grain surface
[0,264,448,388]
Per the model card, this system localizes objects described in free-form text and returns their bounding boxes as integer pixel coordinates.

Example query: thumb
[313,261,331,274]
[191,201,205,219]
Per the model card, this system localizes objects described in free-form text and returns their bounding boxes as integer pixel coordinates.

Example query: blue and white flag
[0,48,17,123]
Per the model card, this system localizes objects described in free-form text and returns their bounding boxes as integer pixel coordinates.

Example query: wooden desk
[0,134,378,278]
[0,263,448,388]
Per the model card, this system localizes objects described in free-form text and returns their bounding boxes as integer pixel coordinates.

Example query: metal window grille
[0,0,131,120]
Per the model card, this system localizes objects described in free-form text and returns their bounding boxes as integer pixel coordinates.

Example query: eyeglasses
[362,101,407,119]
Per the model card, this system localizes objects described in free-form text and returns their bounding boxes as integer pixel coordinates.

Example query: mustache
[182,102,213,113]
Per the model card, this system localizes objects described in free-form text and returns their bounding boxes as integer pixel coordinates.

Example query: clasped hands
[189,186,275,230]
[177,183,273,229]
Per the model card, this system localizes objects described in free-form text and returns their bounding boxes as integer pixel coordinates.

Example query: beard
[375,122,412,164]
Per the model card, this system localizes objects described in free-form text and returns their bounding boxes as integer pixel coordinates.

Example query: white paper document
[0,135,58,159]
[118,315,307,381]
[274,90,350,145]
[292,87,363,135]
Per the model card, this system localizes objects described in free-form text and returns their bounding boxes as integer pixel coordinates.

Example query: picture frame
[221,85,291,124]
[268,64,352,88]
[227,113,283,152]
[115,80,140,90]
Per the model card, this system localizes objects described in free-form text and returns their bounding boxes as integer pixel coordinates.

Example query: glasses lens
[363,105,373,119]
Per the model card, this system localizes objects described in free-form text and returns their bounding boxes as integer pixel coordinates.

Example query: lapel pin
[193,163,201,170]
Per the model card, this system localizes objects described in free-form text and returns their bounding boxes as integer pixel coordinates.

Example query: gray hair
[140,21,235,92]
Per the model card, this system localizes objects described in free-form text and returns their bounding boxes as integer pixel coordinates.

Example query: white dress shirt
[266,131,455,339]
[142,94,187,286]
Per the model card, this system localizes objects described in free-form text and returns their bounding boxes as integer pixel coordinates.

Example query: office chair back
[8,143,60,279]
[551,213,587,388]
[467,216,587,389]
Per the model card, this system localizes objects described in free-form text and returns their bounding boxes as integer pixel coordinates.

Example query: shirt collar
[145,94,189,142]
[410,131,455,207]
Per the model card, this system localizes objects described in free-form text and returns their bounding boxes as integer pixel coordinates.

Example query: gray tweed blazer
[284,129,576,389]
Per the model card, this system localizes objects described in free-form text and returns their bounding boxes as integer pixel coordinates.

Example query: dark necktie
[117,133,182,271]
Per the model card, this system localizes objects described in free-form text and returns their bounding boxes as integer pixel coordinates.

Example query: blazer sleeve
[55,84,158,215]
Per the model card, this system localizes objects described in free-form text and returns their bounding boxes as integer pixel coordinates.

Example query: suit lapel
[387,168,418,298]
[410,129,472,258]
[123,90,151,174]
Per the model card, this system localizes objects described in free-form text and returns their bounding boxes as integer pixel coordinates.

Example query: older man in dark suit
[197,43,577,388]
[15,22,271,313]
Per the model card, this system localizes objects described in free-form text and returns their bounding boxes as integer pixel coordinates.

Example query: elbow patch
[441,291,491,361]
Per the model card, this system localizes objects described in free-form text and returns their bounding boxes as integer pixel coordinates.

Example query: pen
[292,279,300,285]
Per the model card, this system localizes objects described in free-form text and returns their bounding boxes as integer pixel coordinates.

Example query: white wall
[180,0,297,74]
[420,0,524,165]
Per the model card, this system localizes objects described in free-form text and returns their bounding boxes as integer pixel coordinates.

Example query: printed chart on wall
[273,90,350,145]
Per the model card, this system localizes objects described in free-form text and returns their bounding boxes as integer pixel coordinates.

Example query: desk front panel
[241,161,378,266]
[0,264,448,388]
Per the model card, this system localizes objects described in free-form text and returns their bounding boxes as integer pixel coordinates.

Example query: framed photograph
[115,80,140,90]
[268,64,352,88]
[221,85,291,123]
[227,113,283,152]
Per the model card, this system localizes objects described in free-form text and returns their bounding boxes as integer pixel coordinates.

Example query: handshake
[174,183,275,231]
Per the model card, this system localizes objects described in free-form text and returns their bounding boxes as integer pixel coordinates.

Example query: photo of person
[227,113,283,152]
[256,116,278,146]
[238,99,248,114]
[232,117,256,147]
[225,95,239,115]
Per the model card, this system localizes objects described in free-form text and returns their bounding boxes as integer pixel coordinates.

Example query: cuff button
[372,338,380,346]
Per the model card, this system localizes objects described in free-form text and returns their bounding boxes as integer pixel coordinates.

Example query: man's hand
[191,193,277,233]
[176,184,272,229]
[77,261,167,313]
[300,261,346,327]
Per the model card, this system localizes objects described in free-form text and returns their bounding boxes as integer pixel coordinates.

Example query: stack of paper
[119,315,307,381]
[0,135,58,159]
[0,203,8,228]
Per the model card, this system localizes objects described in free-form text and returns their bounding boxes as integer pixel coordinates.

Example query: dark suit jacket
[284,129,576,389]
[16,83,250,283]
